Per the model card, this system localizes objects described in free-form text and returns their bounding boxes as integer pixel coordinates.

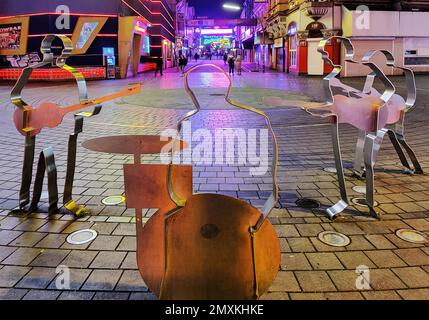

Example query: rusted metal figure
[10,34,140,216]
[130,64,280,300]
[303,36,418,219]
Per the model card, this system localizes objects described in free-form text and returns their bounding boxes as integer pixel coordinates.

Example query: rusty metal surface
[160,194,280,300]
[123,164,193,297]
[82,135,186,156]
[13,85,140,136]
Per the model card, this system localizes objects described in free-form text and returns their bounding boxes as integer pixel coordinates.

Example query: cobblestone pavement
[0,60,428,300]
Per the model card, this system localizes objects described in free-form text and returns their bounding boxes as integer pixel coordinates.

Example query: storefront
[273,37,284,72]
[0,0,176,80]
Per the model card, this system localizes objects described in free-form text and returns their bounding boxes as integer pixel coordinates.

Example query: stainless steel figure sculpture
[303,36,406,219]
[10,34,140,216]
[131,64,280,300]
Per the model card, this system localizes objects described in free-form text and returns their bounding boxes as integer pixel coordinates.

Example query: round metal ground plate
[323,167,337,174]
[66,229,98,245]
[295,198,321,209]
[318,231,351,247]
[351,197,379,208]
[102,195,125,206]
[396,229,429,244]
[352,186,377,195]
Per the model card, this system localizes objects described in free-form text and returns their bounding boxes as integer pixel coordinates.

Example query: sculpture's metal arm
[362,49,416,112]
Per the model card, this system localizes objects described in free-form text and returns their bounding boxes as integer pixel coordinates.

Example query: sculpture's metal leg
[363,132,385,218]
[17,135,36,211]
[63,116,87,216]
[326,119,349,220]
[29,147,59,215]
[353,129,366,178]
[396,132,423,174]
[387,130,413,172]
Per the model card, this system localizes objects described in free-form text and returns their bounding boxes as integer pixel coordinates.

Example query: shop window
[289,35,297,67]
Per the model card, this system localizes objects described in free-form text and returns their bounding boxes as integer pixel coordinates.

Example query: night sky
[188,0,243,19]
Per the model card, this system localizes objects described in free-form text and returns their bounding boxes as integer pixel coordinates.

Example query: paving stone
[369,269,407,290]
[37,220,71,233]
[129,292,157,300]
[88,235,122,251]
[121,252,138,269]
[0,288,28,300]
[30,249,70,267]
[364,234,396,250]
[327,270,362,291]
[15,267,56,289]
[0,245,17,263]
[117,236,136,251]
[331,222,365,235]
[289,292,327,300]
[60,250,98,268]
[93,292,130,300]
[58,291,95,300]
[14,218,47,232]
[260,292,290,300]
[404,218,429,231]
[82,269,122,291]
[0,230,22,245]
[9,232,47,247]
[62,221,94,234]
[268,271,301,292]
[362,290,402,300]
[48,268,92,290]
[115,270,148,292]
[310,237,346,252]
[296,224,324,237]
[306,253,344,270]
[392,267,429,288]
[112,223,135,236]
[345,236,376,251]
[397,289,429,300]
[23,289,61,300]
[0,265,31,287]
[35,234,67,249]
[91,222,118,235]
[335,251,376,269]
[0,216,24,229]
[365,250,407,268]
[2,247,42,266]
[394,248,429,266]
[90,251,127,269]
[287,238,316,253]
[274,225,300,238]
[281,253,312,271]
[294,271,337,292]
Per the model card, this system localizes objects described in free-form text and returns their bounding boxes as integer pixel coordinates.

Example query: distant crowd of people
[154,50,244,78]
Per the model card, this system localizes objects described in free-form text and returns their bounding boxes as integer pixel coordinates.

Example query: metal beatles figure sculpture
[10,34,140,216]
[128,64,280,300]
[303,36,398,219]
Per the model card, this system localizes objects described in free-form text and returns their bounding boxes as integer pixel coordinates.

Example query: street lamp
[222,3,242,11]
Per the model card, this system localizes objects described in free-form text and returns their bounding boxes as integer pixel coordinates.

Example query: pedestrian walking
[178,53,186,75]
[223,53,228,65]
[194,52,199,63]
[228,53,235,75]
[155,56,163,77]
[236,54,242,76]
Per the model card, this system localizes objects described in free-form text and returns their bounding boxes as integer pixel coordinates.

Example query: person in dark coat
[223,53,228,65]
[228,53,235,75]
[155,56,163,77]
[178,54,186,75]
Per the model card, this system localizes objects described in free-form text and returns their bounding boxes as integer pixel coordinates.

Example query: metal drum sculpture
[10,34,140,216]
[303,36,419,219]
[130,64,280,300]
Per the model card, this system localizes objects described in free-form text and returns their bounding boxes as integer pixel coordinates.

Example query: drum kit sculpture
[6,35,421,299]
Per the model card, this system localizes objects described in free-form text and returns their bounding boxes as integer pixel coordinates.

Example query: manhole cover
[323,167,337,174]
[102,195,125,206]
[318,231,351,247]
[351,197,379,208]
[295,198,320,209]
[396,229,429,244]
[66,229,97,245]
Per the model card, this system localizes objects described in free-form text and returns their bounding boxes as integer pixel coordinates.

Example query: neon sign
[200,28,233,35]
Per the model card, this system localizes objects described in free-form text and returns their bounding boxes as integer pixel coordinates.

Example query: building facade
[239,0,429,76]
[0,0,176,80]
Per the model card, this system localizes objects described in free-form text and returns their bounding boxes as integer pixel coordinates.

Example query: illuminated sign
[200,28,233,35]
[201,35,233,48]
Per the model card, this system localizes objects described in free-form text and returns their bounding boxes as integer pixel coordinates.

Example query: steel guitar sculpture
[121,64,280,300]
[10,35,140,216]
[303,36,419,219]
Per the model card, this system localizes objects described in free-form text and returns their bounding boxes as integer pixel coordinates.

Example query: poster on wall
[0,17,29,55]
[0,23,22,50]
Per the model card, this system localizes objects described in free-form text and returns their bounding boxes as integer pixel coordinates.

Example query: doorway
[307,38,324,75]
